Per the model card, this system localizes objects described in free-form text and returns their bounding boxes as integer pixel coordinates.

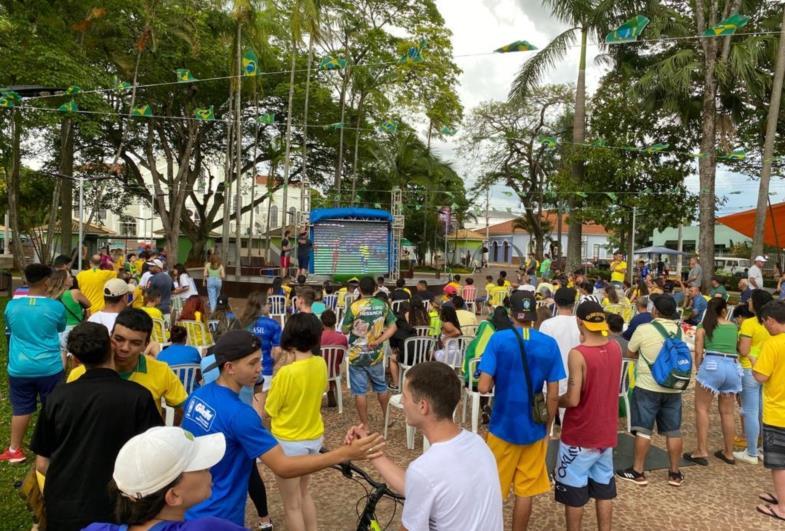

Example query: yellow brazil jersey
[755,333,785,428]
[76,268,118,314]
[67,355,187,414]
[739,317,771,370]
[141,306,163,321]
[610,261,627,283]
[265,355,328,441]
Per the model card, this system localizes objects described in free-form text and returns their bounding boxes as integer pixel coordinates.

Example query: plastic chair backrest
[461,324,478,338]
[442,336,470,369]
[170,363,201,395]
[401,336,436,366]
[414,326,431,337]
[151,318,168,343]
[391,300,405,314]
[321,345,347,379]
[620,358,635,396]
[490,290,507,307]
[178,320,212,347]
[268,295,287,316]
[463,285,477,301]
[468,357,493,394]
[324,294,338,311]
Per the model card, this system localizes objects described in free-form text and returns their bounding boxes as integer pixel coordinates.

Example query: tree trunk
[334,74,349,203]
[751,6,785,258]
[221,99,234,259]
[281,49,297,243]
[234,23,243,279]
[301,33,315,190]
[556,206,563,260]
[350,94,366,203]
[566,27,588,273]
[44,120,72,262]
[8,110,27,268]
[698,22,719,292]
[60,121,74,259]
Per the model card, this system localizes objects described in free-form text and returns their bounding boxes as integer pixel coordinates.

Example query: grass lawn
[0,297,35,529]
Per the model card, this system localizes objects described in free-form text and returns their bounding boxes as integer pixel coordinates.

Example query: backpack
[640,321,692,390]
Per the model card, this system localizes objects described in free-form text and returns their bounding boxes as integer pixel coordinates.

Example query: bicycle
[328,458,405,531]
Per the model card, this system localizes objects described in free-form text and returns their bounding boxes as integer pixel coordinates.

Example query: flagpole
[77,175,84,271]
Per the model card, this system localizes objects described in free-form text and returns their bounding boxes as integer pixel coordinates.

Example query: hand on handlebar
[342,431,385,461]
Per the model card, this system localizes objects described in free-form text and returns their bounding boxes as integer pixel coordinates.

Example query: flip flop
[757,504,785,521]
[682,452,709,466]
[759,493,779,505]
[714,450,736,465]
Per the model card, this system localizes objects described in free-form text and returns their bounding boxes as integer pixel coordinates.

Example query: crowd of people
[4,248,785,530]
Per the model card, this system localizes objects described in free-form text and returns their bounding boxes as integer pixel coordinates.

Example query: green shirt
[699,322,738,355]
[341,297,396,366]
[539,259,551,274]
[709,285,729,301]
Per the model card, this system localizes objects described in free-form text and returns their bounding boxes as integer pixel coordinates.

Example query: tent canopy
[717,202,785,249]
[633,246,689,256]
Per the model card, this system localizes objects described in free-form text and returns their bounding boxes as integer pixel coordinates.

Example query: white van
[714,256,750,276]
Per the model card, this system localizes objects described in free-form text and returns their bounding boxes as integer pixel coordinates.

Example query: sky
[430,0,782,219]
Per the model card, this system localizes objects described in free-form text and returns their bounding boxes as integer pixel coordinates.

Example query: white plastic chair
[439,336,470,370]
[170,363,201,395]
[290,296,300,315]
[391,300,405,314]
[384,366,418,450]
[268,295,287,325]
[324,293,338,311]
[461,324,478,338]
[398,336,436,384]
[413,326,431,337]
[321,345,346,414]
[619,358,636,433]
[462,357,494,433]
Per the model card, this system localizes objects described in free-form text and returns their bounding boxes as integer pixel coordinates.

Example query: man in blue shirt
[623,297,653,341]
[1,264,66,463]
[182,331,384,527]
[685,285,708,326]
[249,298,282,412]
[478,291,564,531]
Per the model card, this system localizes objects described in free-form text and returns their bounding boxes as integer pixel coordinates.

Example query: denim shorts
[696,354,742,395]
[554,443,616,507]
[349,362,387,395]
[9,371,64,415]
[277,436,324,457]
[630,386,683,437]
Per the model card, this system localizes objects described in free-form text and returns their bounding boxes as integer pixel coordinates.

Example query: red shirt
[561,341,622,449]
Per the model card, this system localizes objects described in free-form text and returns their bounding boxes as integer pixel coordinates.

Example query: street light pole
[77,175,85,271]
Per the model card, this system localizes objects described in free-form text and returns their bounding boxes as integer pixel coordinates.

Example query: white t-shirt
[88,311,119,334]
[748,265,764,289]
[177,273,198,299]
[539,314,581,394]
[140,271,153,289]
[402,429,503,531]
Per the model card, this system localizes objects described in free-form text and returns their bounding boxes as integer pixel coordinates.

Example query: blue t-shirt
[5,296,66,378]
[692,295,708,320]
[623,312,653,341]
[249,316,281,376]
[83,516,245,531]
[199,355,254,405]
[158,344,202,367]
[182,383,277,526]
[478,327,565,445]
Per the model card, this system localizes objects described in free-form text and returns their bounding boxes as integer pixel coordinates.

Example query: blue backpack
[640,321,692,390]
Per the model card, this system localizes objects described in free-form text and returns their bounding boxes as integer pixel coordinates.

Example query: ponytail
[702,297,727,340]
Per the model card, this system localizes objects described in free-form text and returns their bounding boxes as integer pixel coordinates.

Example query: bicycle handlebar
[322,449,405,501]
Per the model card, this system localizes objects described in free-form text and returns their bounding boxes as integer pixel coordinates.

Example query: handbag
[511,327,548,425]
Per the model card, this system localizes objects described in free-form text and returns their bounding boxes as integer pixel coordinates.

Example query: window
[120,220,136,236]
[269,206,279,229]
[287,207,297,225]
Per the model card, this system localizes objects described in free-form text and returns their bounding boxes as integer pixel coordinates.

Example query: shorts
[280,255,291,270]
[763,424,785,470]
[630,386,683,437]
[554,443,616,507]
[277,436,324,457]
[696,355,742,395]
[59,325,75,352]
[486,432,550,498]
[349,363,387,395]
[260,374,273,393]
[9,371,65,416]
[298,255,309,270]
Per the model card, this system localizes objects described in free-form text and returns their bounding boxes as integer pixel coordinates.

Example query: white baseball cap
[754,256,768,262]
[113,427,225,500]
[147,258,164,269]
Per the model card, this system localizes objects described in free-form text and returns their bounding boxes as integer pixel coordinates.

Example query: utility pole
[628,205,637,285]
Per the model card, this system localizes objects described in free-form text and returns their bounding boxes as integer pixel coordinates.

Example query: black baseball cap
[576,301,609,332]
[554,287,577,307]
[651,294,678,319]
[510,291,537,322]
[210,331,261,364]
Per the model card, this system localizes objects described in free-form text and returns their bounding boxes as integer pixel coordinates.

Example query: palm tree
[509,0,636,273]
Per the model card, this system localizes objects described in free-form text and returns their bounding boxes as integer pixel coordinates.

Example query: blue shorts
[554,443,616,507]
[630,386,682,437]
[349,363,387,395]
[696,355,742,394]
[8,371,64,415]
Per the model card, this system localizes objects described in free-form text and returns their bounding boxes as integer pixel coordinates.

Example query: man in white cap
[148,258,174,315]
[749,255,767,290]
[88,278,130,333]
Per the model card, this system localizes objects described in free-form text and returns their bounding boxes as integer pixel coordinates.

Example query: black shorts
[763,424,785,470]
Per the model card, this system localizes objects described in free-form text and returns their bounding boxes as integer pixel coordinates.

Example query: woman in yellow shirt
[264,313,328,531]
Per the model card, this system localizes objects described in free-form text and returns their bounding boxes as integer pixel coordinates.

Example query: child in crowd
[265,314,328,531]
[140,289,163,321]
[157,325,202,368]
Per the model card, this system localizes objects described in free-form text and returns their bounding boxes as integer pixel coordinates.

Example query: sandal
[757,504,785,521]
[682,453,708,466]
[759,493,779,505]
[714,450,736,465]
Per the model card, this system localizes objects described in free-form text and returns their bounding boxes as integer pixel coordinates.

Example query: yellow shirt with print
[76,268,118,314]
[610,260,627,283]
[754,333,785,428]
[265,355,327,441]
[67,355,187,414]
[488,285,509,307]
[739,317,771,369]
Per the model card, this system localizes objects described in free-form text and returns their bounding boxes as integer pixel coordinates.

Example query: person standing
[203,254,225,313]
[478,291,565,531]
[88,278,130,333]
[686,256,703,288]
[749,255,767,290]
[556,302,622,531]
[172,263,198,301]
[280,230,292,277]
[148,259,174,316]
[296,231,312,278]
[609,251,627,287]
[76,254,118,314]
[623,297,653,341]
[539,287,581,417]
[539,254,552,282]
[342,276,398,428]
[244,293,282,413]
[31,322,163,530]
[1,264,66,463]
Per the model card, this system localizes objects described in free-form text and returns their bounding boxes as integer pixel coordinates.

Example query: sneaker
[257,521,273,531]
[0,447,25,463]
[616,467,648,486]
[668,470,684,487]
[387,384,400,393]
[733,450,759,465]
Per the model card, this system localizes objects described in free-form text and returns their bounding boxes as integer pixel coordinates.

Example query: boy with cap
[31,322,163,530]
[88,278,130,333]
[478,291,565,531]
[539,287,581,412]
[181,330,385,527]
[556,302,622,531]
[1,264,66,463]
[617,294,686,487]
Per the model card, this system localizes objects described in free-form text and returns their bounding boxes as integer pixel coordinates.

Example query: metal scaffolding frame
[390,187,404,280]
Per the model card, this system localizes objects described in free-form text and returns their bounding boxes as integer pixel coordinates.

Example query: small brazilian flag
[605,15,650,44]
[719,147,746,161]
[399,45,424,64]
[131,104,153,117]
[319,56,347,71]
[242,50,258,76]
[257,113,275,125]
[0,96,14,109]
[538,135,557,149]
[325,122,344,130]
[440,126,457,136]
[379,120,398,133]
[66,85,82,95]
[0,90,22,105]
[176,68,197,82]
[591,138,607,147]
[193,106,214,121]
[115,80,132,92]
[644,143,669,154]
[494,40,538,53]
[58,99,78,114]
[704,14,750,37]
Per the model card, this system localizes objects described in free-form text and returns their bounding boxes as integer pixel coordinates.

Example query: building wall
[649,225,751,255]
[487,232,611,264]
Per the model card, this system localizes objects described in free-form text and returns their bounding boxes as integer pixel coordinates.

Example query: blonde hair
[47,270,71,300]
[209,254,222,267]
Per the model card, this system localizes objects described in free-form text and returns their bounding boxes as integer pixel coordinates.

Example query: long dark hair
[751,289,774,323]
[239,291,266,328]
[606,285,620,304]
[490,306,513,331]
[408,296,429,327]
[270,277,283,295]
[440,305,461,332]
[702,297,727,340]
[110,476,182,525]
